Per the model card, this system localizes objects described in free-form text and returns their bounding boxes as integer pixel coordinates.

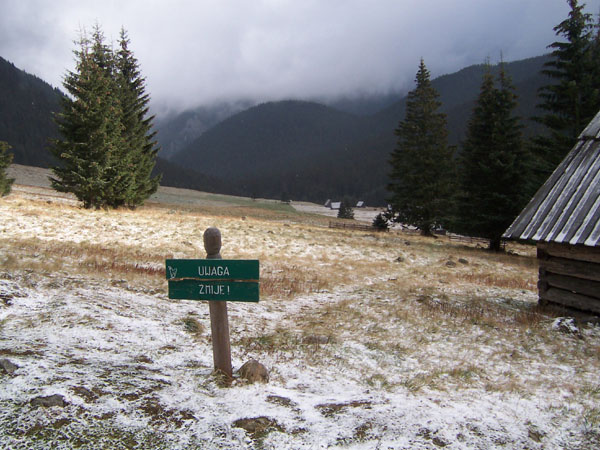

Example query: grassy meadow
[0,172,599,449]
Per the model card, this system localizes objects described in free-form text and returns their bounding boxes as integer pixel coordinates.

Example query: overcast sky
[1,0,599,116]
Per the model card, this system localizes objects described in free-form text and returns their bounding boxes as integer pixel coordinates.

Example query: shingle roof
[503,110,600,247]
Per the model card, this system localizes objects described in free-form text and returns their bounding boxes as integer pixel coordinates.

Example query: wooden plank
[328,221,386,232]
[204,227,232,379]
[545,273,600,300]
[209,300,232,377]
[538,242,600,264]
[540,256,600,282]
[537,243,549,260]
[448,234,490,246]
[541,287,600,314]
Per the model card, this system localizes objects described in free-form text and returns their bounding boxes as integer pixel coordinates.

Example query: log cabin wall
[537,242,600,314]
[504,110,600,315]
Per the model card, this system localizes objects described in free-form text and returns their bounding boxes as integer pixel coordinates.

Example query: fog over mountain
[1,0,597,116]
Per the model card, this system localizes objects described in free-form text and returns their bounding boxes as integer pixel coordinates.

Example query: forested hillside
[1,54,550,204]
[173,56,550,205]
[152,157,241,196]
[155,100,252,159]
[0,56,62,166]
[0,56,235,195]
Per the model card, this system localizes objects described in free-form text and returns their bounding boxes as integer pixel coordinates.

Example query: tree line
[386,0,600,250]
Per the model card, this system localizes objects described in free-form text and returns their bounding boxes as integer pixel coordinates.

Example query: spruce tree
[455,65,527,251]
[372,212,389,230]
[337,198,354,219]
[0,141,15,196]
[51,25,160,209]
[532,0,600,182]
[51,26,124,209]
[387,59,455,235]
[115,28,160,208]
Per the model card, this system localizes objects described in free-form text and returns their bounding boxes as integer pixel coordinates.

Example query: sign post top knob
[203,227,222,259]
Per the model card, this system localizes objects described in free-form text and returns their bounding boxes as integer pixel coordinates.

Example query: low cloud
[1,0,596,116]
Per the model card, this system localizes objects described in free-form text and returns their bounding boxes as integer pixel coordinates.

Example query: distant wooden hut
[503,111,600,314]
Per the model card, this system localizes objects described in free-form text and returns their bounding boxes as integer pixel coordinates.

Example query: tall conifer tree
[0,141,15,196]
[388,59,455,235]
[51,25,159,209]
[115,28,160,208]
[455,65,527,251]
[533,0,600,181]
[51,26,124,209]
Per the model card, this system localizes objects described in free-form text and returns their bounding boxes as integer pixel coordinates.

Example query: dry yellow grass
[0,187,540,302]
[2,189,596,384]
[2,185,600,448]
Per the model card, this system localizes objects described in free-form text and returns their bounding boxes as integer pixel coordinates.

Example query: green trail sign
[166,259,259,302]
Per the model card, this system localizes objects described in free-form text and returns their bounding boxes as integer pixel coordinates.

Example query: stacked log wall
[537,242,600,314]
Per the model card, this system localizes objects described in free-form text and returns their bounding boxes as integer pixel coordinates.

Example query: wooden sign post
[165,227,259,379]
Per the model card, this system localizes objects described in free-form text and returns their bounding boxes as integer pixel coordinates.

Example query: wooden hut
[503,111,600,314]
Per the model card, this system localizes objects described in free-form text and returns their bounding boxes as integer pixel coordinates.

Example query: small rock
[266,395,297,408]
[303,335,330,345]
[395,256,405,263]
[404,241,411,246]
[432,436,449,447]
[0,359,18,375]
[233,416,283,436]
[70,386,99,403]
[552,317,582,338]
[445,260,457,268]
[528,427,545,443]
[31,394,67,408]
[458,258,469,265]
[238,359,269,383]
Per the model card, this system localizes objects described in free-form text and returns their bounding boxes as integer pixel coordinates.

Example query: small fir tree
[532,0,600,183]
[337,198,354,219]
[387,59,455,235]
[455,65,528,251]
[372,212,389,230]
[0,141,15,196]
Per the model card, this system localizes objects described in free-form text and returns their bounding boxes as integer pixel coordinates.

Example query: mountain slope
[173,100,367,182]
[0,56,62,166]
[1,53,552,205]
[0,56,234,194]
[152,157,241,196]
[172,56,550,205]
[155,100,253,159]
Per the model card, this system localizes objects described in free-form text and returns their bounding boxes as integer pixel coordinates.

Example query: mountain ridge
[0,56,63,166]
[171,55,550,204]
[1,54,551,205]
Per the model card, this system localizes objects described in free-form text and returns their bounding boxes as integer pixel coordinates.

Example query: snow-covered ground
[1,186,599,449]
